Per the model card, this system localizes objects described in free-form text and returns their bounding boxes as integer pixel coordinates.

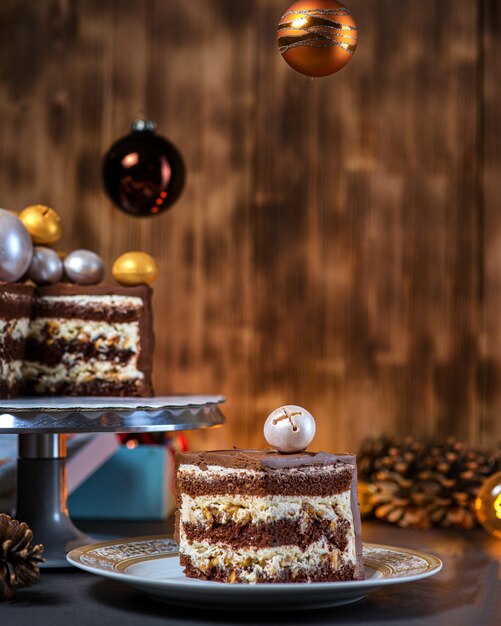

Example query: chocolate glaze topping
[177,448,357,471]
[36,283,151,298]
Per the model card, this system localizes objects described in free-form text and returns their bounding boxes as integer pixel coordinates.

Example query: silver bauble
[26,246,63,285]
[0,208,33,282]
[64,249,105,285]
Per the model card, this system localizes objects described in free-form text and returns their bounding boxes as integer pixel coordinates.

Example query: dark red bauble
[102,119,185,217]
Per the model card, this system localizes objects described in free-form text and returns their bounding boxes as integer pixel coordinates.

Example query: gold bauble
[358,480,377,519]
[277,0,358,77]
[19,204,62,245]
[112,251,158,286]
[475,471,501,539]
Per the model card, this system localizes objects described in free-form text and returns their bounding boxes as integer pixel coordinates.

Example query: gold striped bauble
[277,0,358,77]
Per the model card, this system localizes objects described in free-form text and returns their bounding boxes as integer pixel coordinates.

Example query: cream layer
[179,531,352,584]
[36,294,144,309]
[0,318,30,341]
[0,293,32,305]
[22,358,144,386]
[0,359,23,385]
[178,463,348,479]
[28,318,140,352]
[180,492,354,528]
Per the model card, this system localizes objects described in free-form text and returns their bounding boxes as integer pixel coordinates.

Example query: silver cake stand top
[0,395,225,434]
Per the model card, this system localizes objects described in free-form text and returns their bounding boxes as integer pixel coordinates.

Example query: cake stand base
[16,434,94,568]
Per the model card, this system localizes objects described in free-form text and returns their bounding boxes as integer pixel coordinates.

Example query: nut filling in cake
[175,450,364,584]
[22,284,154,397]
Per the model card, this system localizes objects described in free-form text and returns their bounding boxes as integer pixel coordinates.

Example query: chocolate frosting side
[0,283,35,319]
[349,459,364,578]
[0,282,35,296]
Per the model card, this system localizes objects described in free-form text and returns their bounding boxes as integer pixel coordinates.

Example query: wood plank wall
[0,0,500,452]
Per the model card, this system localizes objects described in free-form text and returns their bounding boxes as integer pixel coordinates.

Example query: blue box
[68,445,174,520]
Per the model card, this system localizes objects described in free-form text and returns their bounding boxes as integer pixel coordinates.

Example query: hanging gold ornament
[19,204,62,245]
[112,251,158,286]
[358,480,376,519]
[475,471,501,539]
[277,0,358,77]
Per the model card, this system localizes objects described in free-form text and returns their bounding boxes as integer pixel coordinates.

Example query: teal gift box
[68,445,175,520]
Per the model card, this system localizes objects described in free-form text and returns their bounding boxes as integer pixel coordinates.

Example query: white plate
[67,535,442,610]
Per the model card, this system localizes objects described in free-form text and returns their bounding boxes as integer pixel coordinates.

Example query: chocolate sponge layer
[176,465,353,497]
[182,517,350,551]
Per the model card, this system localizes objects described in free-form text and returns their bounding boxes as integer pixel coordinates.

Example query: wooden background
[0,0,500,452]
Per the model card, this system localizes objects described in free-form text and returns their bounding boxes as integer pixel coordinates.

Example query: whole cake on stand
[0,206,226,567]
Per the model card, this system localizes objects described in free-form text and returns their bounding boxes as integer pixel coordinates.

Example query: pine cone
[357,436,393,480]
[417,438,501,530]
[0,514,45,600]
[358,436,501,530]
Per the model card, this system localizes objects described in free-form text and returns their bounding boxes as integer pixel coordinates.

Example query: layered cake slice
[175,449,364,583]
[0,283,34,399]
[23,284,154,396]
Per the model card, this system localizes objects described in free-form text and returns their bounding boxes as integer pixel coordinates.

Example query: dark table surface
[1,518,499,626]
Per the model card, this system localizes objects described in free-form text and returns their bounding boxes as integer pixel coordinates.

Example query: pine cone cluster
[0,514,44,600]
[358,437,501,530]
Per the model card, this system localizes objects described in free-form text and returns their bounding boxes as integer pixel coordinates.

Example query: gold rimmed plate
[67,535,442,610]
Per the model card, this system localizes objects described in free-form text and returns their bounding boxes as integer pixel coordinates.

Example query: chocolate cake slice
[23,284,154,397]
[0,283,34,399]
[175,449,364,583]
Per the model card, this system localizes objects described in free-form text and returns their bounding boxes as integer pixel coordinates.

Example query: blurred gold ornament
[475,471,501,539]
[112,251,158,286]
[19,204,62,245]
[358,480,376,518]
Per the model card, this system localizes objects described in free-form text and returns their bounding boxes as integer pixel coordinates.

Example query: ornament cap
[130,117,157,133]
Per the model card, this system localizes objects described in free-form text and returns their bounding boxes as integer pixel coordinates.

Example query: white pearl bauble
[264,405,316,453]
[26,246,63,285]
[64,249,105,285]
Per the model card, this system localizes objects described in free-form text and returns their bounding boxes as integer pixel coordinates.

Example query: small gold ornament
[358,480,376,519]
[19,204,62,245]
[112,251,158,286]
[475,471,501,539]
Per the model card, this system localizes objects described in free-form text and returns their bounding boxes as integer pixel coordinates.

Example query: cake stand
[0,395,225,568]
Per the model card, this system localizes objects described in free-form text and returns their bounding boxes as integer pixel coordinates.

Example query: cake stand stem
[16,434,94,568]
